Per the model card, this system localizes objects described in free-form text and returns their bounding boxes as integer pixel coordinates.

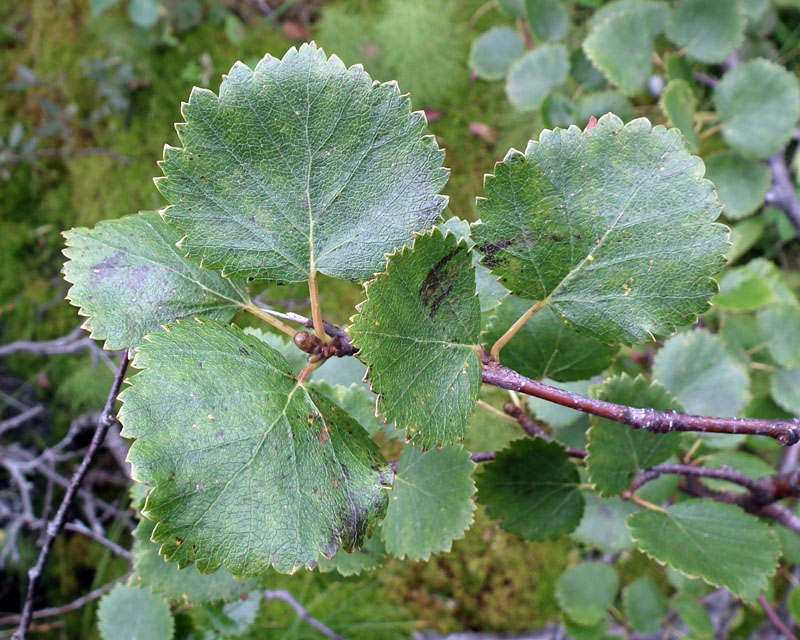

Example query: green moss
[380,508,573,633]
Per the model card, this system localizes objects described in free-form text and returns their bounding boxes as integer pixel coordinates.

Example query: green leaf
[570,48,607,90]
[63,211,248,351]
[318,533,387,576]
[584,11,655,95]
[772,368,800,414]
[757,303,800,367]
[714,266,777,310]
[630,500,780,601]
[505,44,569,111]
[244,327,307,375]
[744,258,798,304]
[653,329,750,417]
[575,91,634,126]
[469,27,525,80]
[128,0,160,28]
[673,595,713,640]
[587,374,683,496]
[556,561,619,625]
[90,0,120,16]
[156,43,448,283]
[97,585,174,640]
[313,381,397,440]
[381,444,476,561]
[790,590,800,626]
[131,517,258,604]
[484,297,618,382]
[562,617,608,640]
[590,0,669,34]
[705,152,771,220]
[660,80,699,152]
[498,0,525,17]
[441,217,509,313]
[542,93,577,129]
[727,217,766,264]
[525,0,569,41]
[473,115,728,346]
[119,319,392,576]
[715,59,800,159]
[350,228,482,448]
[476,439,584,540]
[666,0,745,63]
[571,492,636,553]
[622,577,668,633]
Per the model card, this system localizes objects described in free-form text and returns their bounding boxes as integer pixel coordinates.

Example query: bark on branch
[480,352,800,446]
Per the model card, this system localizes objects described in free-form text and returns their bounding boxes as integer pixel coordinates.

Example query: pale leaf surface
[653,329,750,417]
[473,114,727,345]
[556,561,618,625]
[704,151,771,220]
[665,0,745,63]
[157,43,448,283]
[628,499,780,601]
[381,444,476,561]
[119,319,392,577]
[97,585,174,640]
[715,59,800,159]
[505,44,569,111]
[63,211,248,351]
[469,27,525,81]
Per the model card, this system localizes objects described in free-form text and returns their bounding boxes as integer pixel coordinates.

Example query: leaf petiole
[490,298,548,360]
[243,301,298,338]
[308,270,332,345]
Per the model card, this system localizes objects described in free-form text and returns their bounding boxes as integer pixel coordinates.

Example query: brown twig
[263,589,346,640]
[0,406,46,437]
[11,352,128,640]
[0,508,133,562]
[480,352,800,445]
[502,402,587,458]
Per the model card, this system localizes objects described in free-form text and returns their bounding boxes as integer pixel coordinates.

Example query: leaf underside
[156,42,448,283]
[473,114,728,346]
[63,211,248,351]
[119,319,392,577]
[381,444,476,561]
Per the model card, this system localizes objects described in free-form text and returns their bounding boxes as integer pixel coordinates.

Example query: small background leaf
[97,585,174,640]
[476,439,584,541]
[484,297,618,382]
[381,444,476,561]
[629,499,780,601]
[556,561,618,625]
[715,59,800,158]
[505,44,569,110]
